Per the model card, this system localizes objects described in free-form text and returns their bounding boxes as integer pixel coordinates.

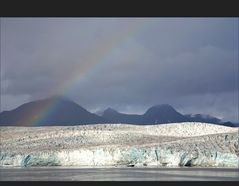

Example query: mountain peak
[103,107,118,114]
[145,104,176,114]
[143,104,186,123]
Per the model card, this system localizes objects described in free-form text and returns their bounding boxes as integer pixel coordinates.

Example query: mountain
[102,104,188,124]
[102,108,142,124]
[221,121,237,127]
[0,97,237,127]
[0,96,108,126]
[142,104,188,124]
[184,114,238,127]
[102,104,238,127]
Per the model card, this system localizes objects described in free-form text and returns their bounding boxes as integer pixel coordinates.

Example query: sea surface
[0,167,238,181]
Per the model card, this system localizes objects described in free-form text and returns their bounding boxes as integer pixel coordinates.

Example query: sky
[1,18,238,122]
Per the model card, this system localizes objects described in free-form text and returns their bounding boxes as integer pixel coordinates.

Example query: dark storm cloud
[1,18,238,122]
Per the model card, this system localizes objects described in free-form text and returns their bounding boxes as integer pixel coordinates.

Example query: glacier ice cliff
[0,123,238,167]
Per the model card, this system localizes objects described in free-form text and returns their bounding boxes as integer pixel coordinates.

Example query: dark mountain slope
[102,108,142,124]
[142,104,188,124]
[0,96,108,126]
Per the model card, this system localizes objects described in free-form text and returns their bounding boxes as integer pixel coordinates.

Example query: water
[0,167,238,181]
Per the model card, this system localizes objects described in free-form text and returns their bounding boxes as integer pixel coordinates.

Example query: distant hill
[142,104,188,124]
[102,104,188,124]
[102,108,142,124]
[102,104,238,127]
[0,96,237,127]
[185,114,220,123]
[184,114,237,127]
[0,96,108,126]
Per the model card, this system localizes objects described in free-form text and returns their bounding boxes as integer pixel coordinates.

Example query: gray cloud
[1,18,238,122]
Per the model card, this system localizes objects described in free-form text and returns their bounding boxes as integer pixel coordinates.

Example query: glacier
[1,140,238,168]
[0,123,238,168]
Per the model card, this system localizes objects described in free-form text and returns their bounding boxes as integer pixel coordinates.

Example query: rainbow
[22,19,151,126]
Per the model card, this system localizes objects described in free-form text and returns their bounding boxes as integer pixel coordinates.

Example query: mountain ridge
[0,96,237,127]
